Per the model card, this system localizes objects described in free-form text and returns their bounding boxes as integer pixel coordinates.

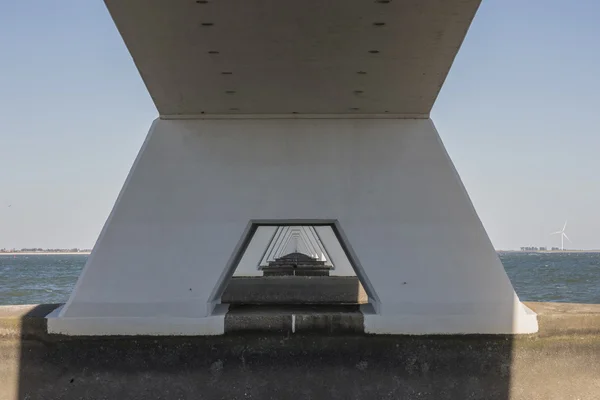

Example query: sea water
[1,252,599,305]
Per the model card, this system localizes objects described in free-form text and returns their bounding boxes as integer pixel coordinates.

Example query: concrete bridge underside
[106,0,480,117]
[48,0,538,335]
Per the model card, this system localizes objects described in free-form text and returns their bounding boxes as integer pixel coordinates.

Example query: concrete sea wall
[1,302,599,400]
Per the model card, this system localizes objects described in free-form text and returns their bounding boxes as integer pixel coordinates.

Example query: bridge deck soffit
[105,0,481,116]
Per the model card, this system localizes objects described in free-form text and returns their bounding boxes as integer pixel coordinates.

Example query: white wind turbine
[551,221,571,251]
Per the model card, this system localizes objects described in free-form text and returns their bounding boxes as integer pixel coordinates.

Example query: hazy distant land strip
[2,248,600,256]
[0,248,91,255]
[498,250,600,253]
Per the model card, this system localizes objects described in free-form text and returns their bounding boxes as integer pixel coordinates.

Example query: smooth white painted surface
[53,118,537,334]
[234,226,277,276]
[361,303,539,335]
[104,0,480,116]
[314,226,355,277]
[48,309,226,336]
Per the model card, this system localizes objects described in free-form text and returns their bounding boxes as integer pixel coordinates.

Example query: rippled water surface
[0,255,85,305]
[1,252,599,305]
[499,252,600,304]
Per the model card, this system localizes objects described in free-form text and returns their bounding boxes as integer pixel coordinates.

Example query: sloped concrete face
[50,118,537,335]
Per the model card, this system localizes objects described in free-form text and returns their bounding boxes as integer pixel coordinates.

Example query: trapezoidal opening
[210,221,380,314]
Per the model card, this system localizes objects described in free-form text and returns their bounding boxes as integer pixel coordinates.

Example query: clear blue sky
[1,1,599,250]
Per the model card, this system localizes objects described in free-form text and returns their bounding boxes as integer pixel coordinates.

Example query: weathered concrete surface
[225,305,365,334]
[1,303,600,400]
[2,331,600,399]
[222,276,368,305]
[3,302,599,340]
[0,304,60,340]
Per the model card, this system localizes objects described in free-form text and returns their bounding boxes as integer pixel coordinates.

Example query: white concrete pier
[48,0,537,335]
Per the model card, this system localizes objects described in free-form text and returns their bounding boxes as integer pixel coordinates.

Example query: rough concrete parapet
[2,302,600,340]
[0,304,60,341]
[1,302,600,399]
[222,276,368,305]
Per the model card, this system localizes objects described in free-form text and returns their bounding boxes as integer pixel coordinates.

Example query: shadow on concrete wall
[11,303,515,400]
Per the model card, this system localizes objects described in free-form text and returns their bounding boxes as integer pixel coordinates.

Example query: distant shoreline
[1,250,599,256]
[0,252,91,256]
[497,250,600,253]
